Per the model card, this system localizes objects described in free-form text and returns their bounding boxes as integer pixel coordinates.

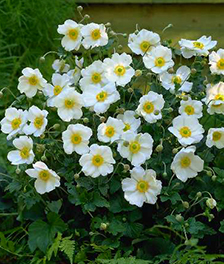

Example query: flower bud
[36,144,45,153]
[168,67,175,74]
[84,14,90,20]
[122,217,127,222]
[39,56,45,62]
[154,110,160,115]
[123,33,127,38]
[185,223,189,227]
[105,22,111,27]
[203,80,208,86]
[206,198,217,209]
[0,91,3,98]
[175,214,183,222]
[89,231,94,236]
[16,168,21,174]
[117,108,125,114]
[135,69,142,77]
[127,88,133,93]
[123,164,130,172]
[182,201,189,209]
[74,173,79,180]
[196,192,202,198]
[41,155,47,162]
[191,68,197,74]
[206,170,212,177]
[212,175,217,181]
[100,116,106,123]
[40,134,45,139]
[172,148,179,154]
[53,123,60,130]
[167,107,173,113]
[110,30,116,36]
[156,144,163,152]
[162,172,167,177]
[83,117,89,124]
[76,184,81,188]
[100,223,108,231]
[77,5,83,12]
[123,141,129,147]
[182,95,189,101]
[209,213,215,220]
[118,45,123,51]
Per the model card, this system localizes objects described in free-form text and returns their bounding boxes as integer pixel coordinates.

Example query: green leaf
[93,192,110,208]
[47,200,62,214]
[47,232,62,261]
[219,220,224,233]
[59,235,75,264]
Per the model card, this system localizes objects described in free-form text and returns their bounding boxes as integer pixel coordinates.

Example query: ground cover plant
[0,5,224,264]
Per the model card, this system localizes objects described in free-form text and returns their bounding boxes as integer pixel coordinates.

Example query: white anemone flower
[178,98,203,119]
[79,144,115,178]
[18,67,47,98]
[26,162,60,194]
[122,166,162,207]
[168,115,204,146]
[81,23,108,49]
[7,136,34,165]
[117,131,153,167]
[136,91,165,123]
[52,59,70,73]
[97,117,125,143]
[67,56,84,85]
[23,106,48,137]
[79,60,107,90]
[160,66,193,93]
[179,36,217,59]
[206,128,224,149]
[171,146,204,182]
[82,82,120,114]
[0,107,27,140]
[57,20,82,51]
[44,73,71,107]
[62,124,92,155]
[143,45,174,74]
[54,88,83,122]
[209,49,224,75]
[128,29,160,56]
[117,110,141,134]
[203,82,224,115]
[103,53,135,87]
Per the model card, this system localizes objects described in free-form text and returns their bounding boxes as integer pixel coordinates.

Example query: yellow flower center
[20,147,30,159]
[129,141,141,154]
[214,94,224,101]
[143,101,154,114]
[92,154,104,167]
[39,170,50,181]
[136,180,149,193]
[184,105,195,115]
[71,133,82,144]
[193,41,204,49]
[114,65,126,76]
[54,85,62,96]
[105,126,115,138]
[96,91,108,102]
[91,72,102,84]
[155,57,165,67]
[64,99,75,109]
[68,28,79,40]
[217,59,224,70]
[172,76,182,84]
[180,156,191,168]
[28,75,39,86]
[91,29,101,40]
[34,116,44,129]
[140,41,151,53]
[212,131,222,141]
[179,126,192,138]
[11,118,22,130]
[123,123,131,131]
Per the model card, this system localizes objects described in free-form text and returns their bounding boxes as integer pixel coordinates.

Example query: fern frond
[59,235,75,264]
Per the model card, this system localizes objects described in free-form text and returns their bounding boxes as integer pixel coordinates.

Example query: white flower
[0,107,27,140]
[160,66,193,93]
[81,23,108,49]
[168,115,204,146]
[136,91,165,123]
[117,131,153,166]
[26,162,60,194]
[67,56,84,85]
[122,166,162,207]
[43,73,71,107]
[206,198,217,209]
[103,53,135,87]
[203,82,224,115]
[23,106,48,137]
[79,60,107,90]
[171,146,204,182]
[117,110,141,134]
[179,36,217,59]
[7,136,34,165]
[18,67,47,98]
[54,88,83,122]
[57,20,82,51]
[209,49,224,75]
[143,45,174,74]
[52,59,70,73]
[79,144,115,178]
[97,117,124,143]
[128,29,160,56]
[206,128,224,149]
[62,124,92,155]
[82,82,120,114]
[178,98,203,118]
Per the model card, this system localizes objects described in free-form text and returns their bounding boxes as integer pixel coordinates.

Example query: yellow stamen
[91,29,101,40]
[184,105,195,115]
[39,170,50,181]
[179,126,192,138]
[28,75,39,86]
[105,126,115,137]
[91,72,102,84]
[64,99,75,109]
[136,180,149,193]
[129,141,141,154]
[20,147,30,159]
[193,41,204,49]
[155,57,165,67]
[180,156,191,168]
[11,118,22,130]
[68,28,79,40]
[96,91,107,102]
[71,133,82,144]
[140,41,151,53]
[114,65,126,76]
[54,85,62,96]
[217,59,224,70]
[212,131,222,141]
[92,154,104,167]
[34,116,44,129]
[143,101,154,114]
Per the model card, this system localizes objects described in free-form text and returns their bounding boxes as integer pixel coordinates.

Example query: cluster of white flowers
[1,19,222,208]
